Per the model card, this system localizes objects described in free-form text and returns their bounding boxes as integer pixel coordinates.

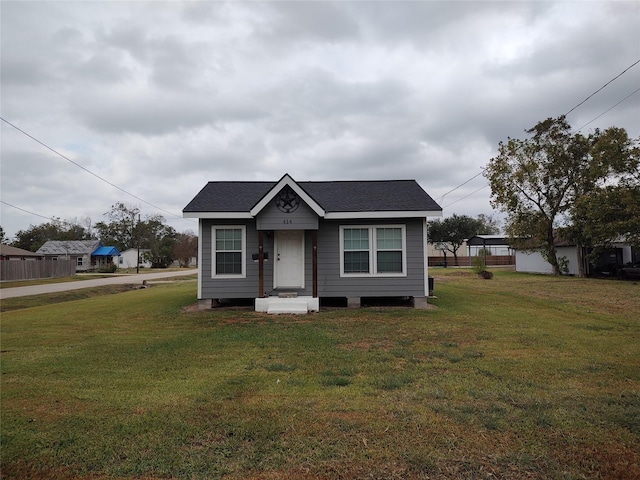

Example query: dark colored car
[620,264,640,279]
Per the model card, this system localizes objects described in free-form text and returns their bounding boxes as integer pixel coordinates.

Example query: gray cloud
[1,1,639,240]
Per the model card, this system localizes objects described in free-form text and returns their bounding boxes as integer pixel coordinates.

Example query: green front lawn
[1,270,638,479]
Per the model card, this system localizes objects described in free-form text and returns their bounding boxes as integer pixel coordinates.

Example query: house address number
[283,219,293,224]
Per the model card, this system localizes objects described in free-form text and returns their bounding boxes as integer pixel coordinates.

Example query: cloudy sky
[2,1,639,240]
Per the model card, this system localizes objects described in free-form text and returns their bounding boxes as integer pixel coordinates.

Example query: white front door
[275,230,304,288]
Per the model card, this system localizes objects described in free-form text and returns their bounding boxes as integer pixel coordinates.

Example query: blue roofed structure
[36,240,120,272]
[92,246,121,257]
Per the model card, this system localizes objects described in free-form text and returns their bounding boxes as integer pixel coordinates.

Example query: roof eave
[183,211,253,219]
[325,210,443,219]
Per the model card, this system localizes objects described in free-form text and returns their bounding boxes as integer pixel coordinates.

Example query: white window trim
[339,225,407,277]
[212,225,246,278]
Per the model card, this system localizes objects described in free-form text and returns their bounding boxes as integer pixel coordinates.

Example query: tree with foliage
[476,214,501,235]
[428,214,487,266]
[0,226,7,245]
[96,203,178,268]
[11,218,94,252]
[139,215,177,268]
[95,202,140,251]
[485,116,638,276]
[569,179,640,253]
[564,130,640,265]
[174,231,198,267]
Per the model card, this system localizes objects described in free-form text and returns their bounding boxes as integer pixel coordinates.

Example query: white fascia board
[325,210,443,220]
[249,174,325,217]
[183,212,253,219]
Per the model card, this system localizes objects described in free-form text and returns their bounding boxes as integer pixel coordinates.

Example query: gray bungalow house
[36,240,120,272]
[183,174,443,313]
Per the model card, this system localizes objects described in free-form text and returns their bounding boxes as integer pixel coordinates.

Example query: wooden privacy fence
[0,259,76,281]
[428,255,515,267]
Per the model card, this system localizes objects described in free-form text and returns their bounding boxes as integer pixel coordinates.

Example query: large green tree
[485,116,638,276]
[569,180,640,254]
[428,214,487,266]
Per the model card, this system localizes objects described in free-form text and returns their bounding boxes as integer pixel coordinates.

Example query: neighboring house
[515,244,580,276]
[183,174,443,313]
[0,244,44,260]
[171,256,197,268]
[117,248,152,269]
[515,240,638,277]
[36,240,120,272]
[92,246,122,270]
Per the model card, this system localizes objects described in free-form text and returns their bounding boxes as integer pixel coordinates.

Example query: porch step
[267,298,309,314]
[255,296,319,314]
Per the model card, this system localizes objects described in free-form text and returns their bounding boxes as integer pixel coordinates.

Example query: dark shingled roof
[183,179,442,213]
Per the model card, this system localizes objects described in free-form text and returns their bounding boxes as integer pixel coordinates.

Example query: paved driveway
[0,269,197,299]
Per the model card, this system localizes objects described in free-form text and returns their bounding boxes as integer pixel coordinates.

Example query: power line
[573,86,640,132]
[1,117,190,221]
[441,61,640,210]
[436,170,484,204]
[564,58,640,117]
[1,200,60,223]
[443,184,488,209]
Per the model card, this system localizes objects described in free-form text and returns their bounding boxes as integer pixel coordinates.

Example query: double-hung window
[340,225,406,276]
[343,228,370,273]
[212,226,246,277]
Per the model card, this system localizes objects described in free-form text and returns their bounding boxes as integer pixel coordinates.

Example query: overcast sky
[1,1,639,241]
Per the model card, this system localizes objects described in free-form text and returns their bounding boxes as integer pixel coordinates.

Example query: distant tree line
[2,203,197,268]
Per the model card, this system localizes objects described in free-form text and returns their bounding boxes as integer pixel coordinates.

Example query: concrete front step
[267,300,309,315]
[255,296,319,314]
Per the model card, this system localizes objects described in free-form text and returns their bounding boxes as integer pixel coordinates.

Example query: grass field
[1,269,638,479]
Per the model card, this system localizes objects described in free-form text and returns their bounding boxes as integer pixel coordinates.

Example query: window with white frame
[340,225,406,276]
[77,256,83,267]
[212,226,246,277]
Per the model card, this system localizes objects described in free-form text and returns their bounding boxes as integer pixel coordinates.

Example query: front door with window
[275,230,304,288]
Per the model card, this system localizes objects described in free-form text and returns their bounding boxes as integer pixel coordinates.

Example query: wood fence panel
[428,255,515,267]
[0,259,76,281]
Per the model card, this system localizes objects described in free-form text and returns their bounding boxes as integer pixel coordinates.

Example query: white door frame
[274,230,305,288]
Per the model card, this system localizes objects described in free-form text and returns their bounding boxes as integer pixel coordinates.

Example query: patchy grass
[0,285,138,312]
[1,270,639,479]
[0,275,114,289]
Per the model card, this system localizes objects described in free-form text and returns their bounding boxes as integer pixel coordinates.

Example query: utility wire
[436,170,484,204]
[0,200,61,223]
[1,117,191,221]
[443,184,488,209]
[440,61,640,210]
[564,58,640,117]
[573,86,640,132]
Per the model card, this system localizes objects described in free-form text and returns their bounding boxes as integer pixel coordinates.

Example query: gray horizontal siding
[200,219,275,299]
[316,218,426,298]
[200,218,426,300]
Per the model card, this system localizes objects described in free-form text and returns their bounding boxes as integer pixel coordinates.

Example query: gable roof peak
[249,173,325,217]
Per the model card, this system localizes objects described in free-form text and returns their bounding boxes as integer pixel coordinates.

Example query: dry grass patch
[2,271,639,479]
